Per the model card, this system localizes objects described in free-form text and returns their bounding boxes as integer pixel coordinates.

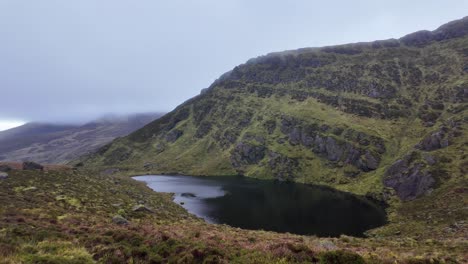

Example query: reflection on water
[134,175,386,237]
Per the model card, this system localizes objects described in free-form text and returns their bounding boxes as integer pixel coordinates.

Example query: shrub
[319,250,365,264]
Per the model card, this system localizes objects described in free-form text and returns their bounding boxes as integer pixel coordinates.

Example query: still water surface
[134,175,386,237]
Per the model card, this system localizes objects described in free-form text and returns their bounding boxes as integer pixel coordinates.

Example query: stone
[132,204,154,213]
[0,165,12,172]
[112,215,129,225]
[423,154,436,165]
[0,172,8,180]
[22,161,44,171]
[102,168,120,175]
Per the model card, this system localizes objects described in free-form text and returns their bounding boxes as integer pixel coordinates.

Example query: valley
[0,15,467,264]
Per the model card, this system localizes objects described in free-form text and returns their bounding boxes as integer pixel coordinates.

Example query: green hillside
[81,17,467,241]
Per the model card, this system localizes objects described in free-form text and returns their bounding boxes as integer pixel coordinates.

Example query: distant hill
[0,113,163,164]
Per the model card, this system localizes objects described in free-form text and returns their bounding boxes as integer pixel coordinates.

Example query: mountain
[0,113,163,164]
[82,18,467,238]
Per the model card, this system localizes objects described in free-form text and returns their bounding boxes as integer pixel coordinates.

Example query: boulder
[101,168,119,175]
[0,172,8,180]
[0,165,12,172]
[112,215,129,225]
[132,204,154,213]
[416,130,446,151]
[416,122,460,151]
[22,161,44,171]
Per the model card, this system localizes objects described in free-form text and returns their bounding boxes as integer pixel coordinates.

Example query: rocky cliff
[82,18,467,206]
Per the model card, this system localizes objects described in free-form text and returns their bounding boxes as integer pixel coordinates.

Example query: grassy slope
[80,19,468,243]
[1,169,466,263]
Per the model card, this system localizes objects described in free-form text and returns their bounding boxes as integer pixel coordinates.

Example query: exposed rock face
[103,147,132,165]
[165,129,184,142]
[268,152,299,180]
[280,116,383,172]
[383,153,435,201]
[230,142,266,171]
[22,161,44,171]
[416,121,462,151]
[81,17,467,204]
[416,130,450,151]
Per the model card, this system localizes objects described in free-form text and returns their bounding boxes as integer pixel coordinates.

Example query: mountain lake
[134,175,387,237]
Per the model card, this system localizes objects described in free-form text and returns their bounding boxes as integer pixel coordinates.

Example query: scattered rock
[0,172,8,180]
[112,215,129,225]
[143,163,157,170]
[22,161,44,171]
[0,165,12,172]
[132,204,154,213]
[102,168,120,175]
[416,121,461,151]
[318,240,337,250]
[23,186,38,192]
[181,193,196,198]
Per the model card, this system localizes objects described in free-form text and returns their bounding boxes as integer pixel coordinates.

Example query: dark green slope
[82,17,467,206]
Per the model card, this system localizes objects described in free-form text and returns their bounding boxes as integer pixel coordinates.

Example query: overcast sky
[0,0,467,128]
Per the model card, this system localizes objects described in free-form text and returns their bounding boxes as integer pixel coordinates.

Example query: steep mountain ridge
[0,113,163,164]
[82,17,467,212]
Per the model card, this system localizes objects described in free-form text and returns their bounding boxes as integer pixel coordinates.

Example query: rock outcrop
[0,165,12,172]
[268,152,299,180]
[280,116,383,172]
[383,152,435,201]
[22,161,44,171]
[231,141,266,172]
[112,215,129,225]
[81,17,467,204]
[415,120,462,151]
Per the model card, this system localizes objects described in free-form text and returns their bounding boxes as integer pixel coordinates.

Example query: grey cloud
[0,0,466,122]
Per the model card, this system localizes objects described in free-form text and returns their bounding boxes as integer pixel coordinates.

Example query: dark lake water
[134,175,386,237]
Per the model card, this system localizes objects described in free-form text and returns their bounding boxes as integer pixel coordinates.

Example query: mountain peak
[400,16,468,46]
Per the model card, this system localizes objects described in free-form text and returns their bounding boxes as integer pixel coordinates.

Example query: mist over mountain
[0,113,163,164]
